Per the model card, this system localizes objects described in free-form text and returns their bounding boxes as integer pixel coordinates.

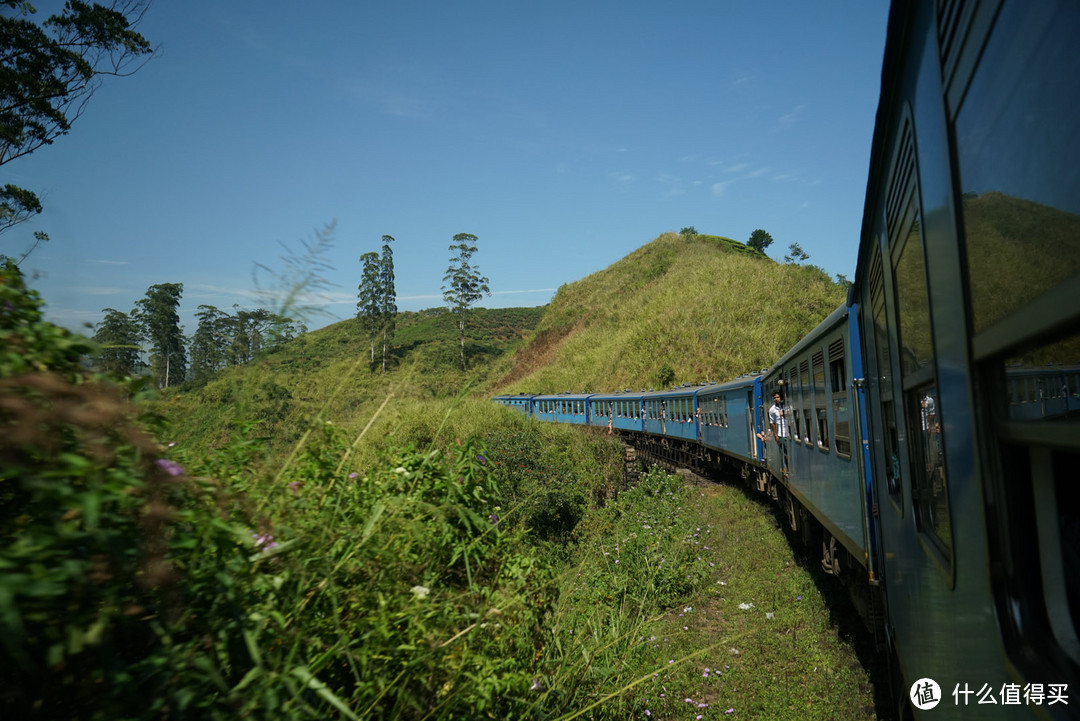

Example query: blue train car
[696,376,762,464]
[761,304,873,578]
[587,391,646,433]
[490,393,536,417]
[852,0,1079,714]
[641,388,697,442]
[530,393,594,426]
[1003,364,1080,422]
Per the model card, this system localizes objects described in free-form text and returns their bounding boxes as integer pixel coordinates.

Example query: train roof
[530,392,597,401]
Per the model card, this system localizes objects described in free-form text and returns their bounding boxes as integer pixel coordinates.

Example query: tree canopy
[784,242,810,264]
[1,0,154,248]
[134,282,185,388]
[748,228,774,254]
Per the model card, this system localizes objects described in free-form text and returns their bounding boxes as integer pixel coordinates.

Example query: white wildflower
[737,602,754,610]
[410,585,430,600]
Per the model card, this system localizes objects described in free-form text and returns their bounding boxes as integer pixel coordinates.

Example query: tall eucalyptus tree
[442,233,490,371]
[379,235,396,373]
[92,307,143,377]
[134,283,185,388]
[357,252,382,371]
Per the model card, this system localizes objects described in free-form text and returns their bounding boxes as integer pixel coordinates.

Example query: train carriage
[587,391,646,433]
[762,303,876,580]
[490,393,536,418]
[529,393,594,426]
[852,0,1079,715]
[640,388,697,442]
[696,376,762,465]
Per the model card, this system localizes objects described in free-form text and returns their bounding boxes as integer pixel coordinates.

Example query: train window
[830,338,851,458]
[894,208,933,376]
[871,249,902,499]
[800,360,813,444]
[895,195,953,559]
[813,351,829,451]
[911,383,950,554]
[954,0,1080,338]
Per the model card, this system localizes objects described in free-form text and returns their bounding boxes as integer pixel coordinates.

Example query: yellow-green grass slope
[495,232,847,394]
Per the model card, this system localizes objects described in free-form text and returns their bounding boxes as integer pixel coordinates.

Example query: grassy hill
[156,305,545,457]
[494,231,846,393]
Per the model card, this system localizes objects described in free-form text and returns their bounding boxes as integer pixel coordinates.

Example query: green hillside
[495,231,846,393]
[156,305,545,456]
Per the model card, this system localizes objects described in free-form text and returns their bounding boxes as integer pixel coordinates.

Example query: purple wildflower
[156,458,185,477]
[348,472,358,479]
[477,454,487,464]
[287,481,301,497]
[252,532,280,551]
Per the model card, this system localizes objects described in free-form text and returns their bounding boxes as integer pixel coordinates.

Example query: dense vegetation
[1,230,875,719]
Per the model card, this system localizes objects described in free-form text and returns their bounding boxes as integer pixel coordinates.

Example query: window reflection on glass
[1004,332,1080,422]
[955,0,1080,334]
[895,204,933,375]
[912,385,952,555]
[833,396,851,457]
[872,257,902,496]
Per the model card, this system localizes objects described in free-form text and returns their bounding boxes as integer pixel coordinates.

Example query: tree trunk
[458,316,465,371]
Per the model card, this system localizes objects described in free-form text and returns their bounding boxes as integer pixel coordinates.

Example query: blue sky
[8,1,890,334]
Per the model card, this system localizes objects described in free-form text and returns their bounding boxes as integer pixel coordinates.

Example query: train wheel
[821,532,842,576]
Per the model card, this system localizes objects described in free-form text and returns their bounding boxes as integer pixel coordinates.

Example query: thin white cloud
[609,171,635,184]
[775,103,808,132]
[90,259,129,265]
[712,181,731,197]
[82,287,126,295]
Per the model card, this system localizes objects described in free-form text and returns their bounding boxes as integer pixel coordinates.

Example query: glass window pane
[895,205,934,375]
[955,0,1080,333]
[911,384,951,555]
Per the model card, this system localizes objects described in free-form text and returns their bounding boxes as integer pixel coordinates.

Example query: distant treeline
[92,284,304,389]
